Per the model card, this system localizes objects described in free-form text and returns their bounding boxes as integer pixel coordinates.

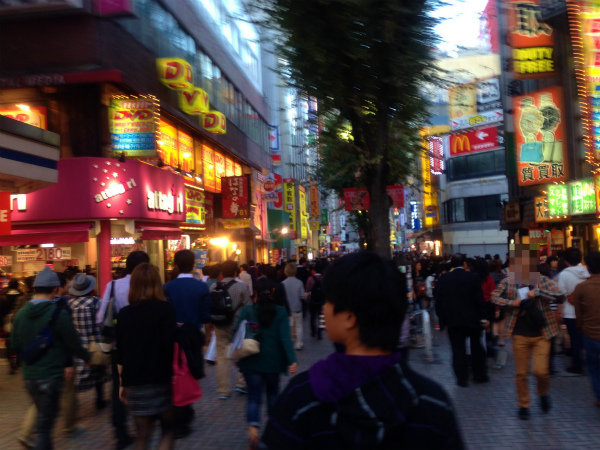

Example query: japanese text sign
[535,195,565,222]
[514,86,567,186]
[343,188,370,211]
[203,145,216,192]
[310,184,320,219]
[548,184,568,217]
[299,186,308,240]
[569,178,595,215]
[109,99,156,157]
[284,179,297,239]
[221,176,250,219]
[185,187,205,225]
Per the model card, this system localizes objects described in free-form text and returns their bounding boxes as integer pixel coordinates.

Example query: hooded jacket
[557,265,590,319]
[261,352,463,450]
[10,300,90,380]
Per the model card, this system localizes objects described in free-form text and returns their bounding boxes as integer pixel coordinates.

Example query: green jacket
[10,300,90,380]
[236,304,296,374]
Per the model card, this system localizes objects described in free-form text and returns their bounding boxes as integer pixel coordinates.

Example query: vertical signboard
[0,192,11,235]
[421,147,438,227]
[202,145,216,192]
[569,178,595,215]
[109,98,156,157]
[299,186,308,239]
[214,152,225,193]
[234,163,242,176]
[221,176,250,219]
[284,179,297,239]
[225,158,234,177]
[514,86,567,186]
[309,184,320,220]
[548,184,569,217]
[177,130,193,173]
[159,120,178,166]
[185,187,205,225]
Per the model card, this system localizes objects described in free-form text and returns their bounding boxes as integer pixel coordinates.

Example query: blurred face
[550,260,558,270]
[416,262,422,271]
[509,248,540,284]
[323,301,344,344]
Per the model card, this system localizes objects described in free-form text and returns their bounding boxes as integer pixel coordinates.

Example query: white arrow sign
[476,131,489,140]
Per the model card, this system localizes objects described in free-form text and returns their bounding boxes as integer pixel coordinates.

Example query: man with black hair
[97,250,149,450]
[210,260,252,399]
[262,252,464,449]
[573,251,600,407]
[10,266,90,450]
[434,253,488,387]
[165,249,212,437]
[557,247,589,375]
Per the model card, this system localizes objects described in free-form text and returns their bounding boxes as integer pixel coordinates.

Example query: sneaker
[218,395,230,400]
[17,436,34,449]
[235,386,248,395]
[518,407,530,420]
[540,395,551,413]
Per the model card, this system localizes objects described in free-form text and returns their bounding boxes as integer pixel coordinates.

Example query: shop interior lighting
[209,237,229,247]
[183,152,192,159]
[16,104,30,111]
[41,243,54,248]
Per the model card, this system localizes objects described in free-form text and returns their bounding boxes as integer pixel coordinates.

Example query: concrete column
[97,219,112,297]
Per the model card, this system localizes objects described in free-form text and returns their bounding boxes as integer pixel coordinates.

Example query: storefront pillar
[98,219,112,296]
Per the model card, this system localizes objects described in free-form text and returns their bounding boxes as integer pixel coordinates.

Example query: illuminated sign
[534,195,565,222]
[580,3,600,160]
[202,145,216,192]
[109,98,157,157]
[147,189,184,215]
[449,126,500,157]
[421,145,438,227]
[284,179,297,239]
[548,184,568,217]
[157,58,226,134]
[178,130,193,173]
[0,106,47,129]
[449,78,503,131]
[185,187,205,225]
[110,237,135,245]
[429,136,444,175]
[158,120,178,167]
[214,152,225,193]
[569,178,595,215]
[299,186,308,240]
[514,86,567,186]
[0,192,10,235]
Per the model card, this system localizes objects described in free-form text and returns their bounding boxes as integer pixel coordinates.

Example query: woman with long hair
[236,276,297,450]
[116,263,176,450]
[412,260,429,310]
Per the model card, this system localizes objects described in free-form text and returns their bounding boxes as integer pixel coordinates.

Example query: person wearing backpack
[164,249,211,438]
[9,266,91,450]
[306,265,324,340]
[209,260,252,399]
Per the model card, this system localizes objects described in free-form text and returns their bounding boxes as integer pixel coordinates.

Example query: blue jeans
[564,318,584,370]
[242,370,280,427]
[583,336,600,402]
[25,378,63,450]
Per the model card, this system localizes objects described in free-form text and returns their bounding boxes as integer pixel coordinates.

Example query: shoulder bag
[98,281,116,353]
[88,297,111,366]
[172,342,202,406]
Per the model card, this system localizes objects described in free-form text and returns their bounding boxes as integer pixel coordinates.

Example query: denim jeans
[242,370,280,427]
[564,318,584,370]
[25,378,63,450]
[583,336,600,402]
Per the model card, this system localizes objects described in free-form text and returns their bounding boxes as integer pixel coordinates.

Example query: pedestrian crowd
[2,244,600,450]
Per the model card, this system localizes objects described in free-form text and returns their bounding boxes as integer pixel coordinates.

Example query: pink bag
[172,342,202,407]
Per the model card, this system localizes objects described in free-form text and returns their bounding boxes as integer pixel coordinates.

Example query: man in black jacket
[435,253,489,387]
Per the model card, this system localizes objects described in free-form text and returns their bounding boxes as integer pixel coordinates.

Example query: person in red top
[474,258,496,353]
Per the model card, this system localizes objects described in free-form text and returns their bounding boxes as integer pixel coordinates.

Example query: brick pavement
[1,318,600,450]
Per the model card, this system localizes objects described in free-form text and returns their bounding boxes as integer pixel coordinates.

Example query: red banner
[343,188,370,211]
[221,176,250,219]
[0,192,10,235]
[386,185,405,208]
[449,126,499,157]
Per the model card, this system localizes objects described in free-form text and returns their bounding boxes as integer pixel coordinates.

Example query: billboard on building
[449,78,503,131]
[109,98,157,158]
[449,126,500,157]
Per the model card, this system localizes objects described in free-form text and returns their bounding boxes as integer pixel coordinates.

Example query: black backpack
[310,277,324,306]
[210,280,238,326]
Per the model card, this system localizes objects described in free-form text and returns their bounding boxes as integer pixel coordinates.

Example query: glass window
[454,198,465,223]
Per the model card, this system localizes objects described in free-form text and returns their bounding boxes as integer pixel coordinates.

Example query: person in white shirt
[282,263,306,350]
[96,251,149,450]
[239,264,253,295]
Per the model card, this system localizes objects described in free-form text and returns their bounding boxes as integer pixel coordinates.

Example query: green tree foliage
[259,0,441,257]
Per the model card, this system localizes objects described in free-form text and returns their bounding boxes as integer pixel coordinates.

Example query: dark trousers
[448,326,488,384]
[25,378,63,450]
[564,318,584,370]
[111,351,129,441]
[309,303,322,338]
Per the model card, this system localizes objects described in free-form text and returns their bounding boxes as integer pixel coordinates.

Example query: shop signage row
[545,179,595,218]
[449,78,503,131]
[514,86,567,187]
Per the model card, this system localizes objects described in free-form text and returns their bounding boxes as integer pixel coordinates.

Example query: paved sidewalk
[1,320,600,449]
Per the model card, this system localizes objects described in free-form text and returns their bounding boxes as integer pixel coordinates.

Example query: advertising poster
[221,175,250,219]
[0,106,47,129]
[223,218,250,229]
[343,188,370,211]
[192,249,208,270]
[272,248,282,265]
[386,185,405,209]
[449,126,500,157]
[507,0,555,79]
[514,86,567,186]
[234,163,242,176]
[158,120,178,166]
[109,99,156,157]
[214,152,225,193]
[225,158,234,177]
[185,187,205,225]
[178,130,193,173]
[548,184,569,217]
[202,145,216,192]
[449,78,503,131]
[299,186,308,239]
[284,179,297,239]
[310,184,320,219]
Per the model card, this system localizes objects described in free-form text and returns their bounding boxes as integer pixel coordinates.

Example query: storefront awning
[136,222,182,241]
[0,222,93,246]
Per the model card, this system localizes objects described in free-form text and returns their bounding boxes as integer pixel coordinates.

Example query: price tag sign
[16,247,72,262]
[0,255,12,266]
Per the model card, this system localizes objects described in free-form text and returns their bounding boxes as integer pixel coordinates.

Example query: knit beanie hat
[33,266,60,288]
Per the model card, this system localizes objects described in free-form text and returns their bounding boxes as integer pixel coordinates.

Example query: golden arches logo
[451,135,470,155]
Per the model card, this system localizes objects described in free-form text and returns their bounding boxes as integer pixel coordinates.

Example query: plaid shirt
[68,296,102,391]
[491,276,562,340]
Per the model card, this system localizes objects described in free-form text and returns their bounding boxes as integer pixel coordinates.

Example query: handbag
[172,342,202,407]
[98,281,116,353]
[228,320,260,360]
[520,142,544,164]
[416,282,427,297]
[88,303,111,366]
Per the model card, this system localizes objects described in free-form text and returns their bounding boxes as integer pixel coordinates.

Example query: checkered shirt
[68,296,102,391]
[491,276,561,340]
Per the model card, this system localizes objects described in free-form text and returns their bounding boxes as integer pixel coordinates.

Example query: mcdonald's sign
[449,126,499,157]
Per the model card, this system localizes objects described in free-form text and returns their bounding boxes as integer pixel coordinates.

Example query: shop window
[446,150,506,182]
[442,194,505,224]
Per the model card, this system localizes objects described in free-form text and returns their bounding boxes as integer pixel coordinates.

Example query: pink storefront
[0,157,185,294]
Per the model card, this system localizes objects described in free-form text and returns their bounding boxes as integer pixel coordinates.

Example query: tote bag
[172,342,202,407]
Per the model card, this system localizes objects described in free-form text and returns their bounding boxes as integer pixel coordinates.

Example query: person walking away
[164,249,211,437]
[9,267,91,450]
[412,260,429,310]
[116,263,176,450]
[474,258,497,356]
[434,254,489,387]
[2,278,26,374]
[210,260,252,399]
[306,264,324,340]
[237,277,297,449]
[491,244,563,420]
[97,250,149,450]
[556,247,589,375]
[281,263,306,350]
[63,273,104,435]
[296,258,310,317]
[573,251,600,407]
[261,252,464,449]
[239,264,253,297]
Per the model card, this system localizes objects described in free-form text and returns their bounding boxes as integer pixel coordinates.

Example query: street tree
[257,0,441,257]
